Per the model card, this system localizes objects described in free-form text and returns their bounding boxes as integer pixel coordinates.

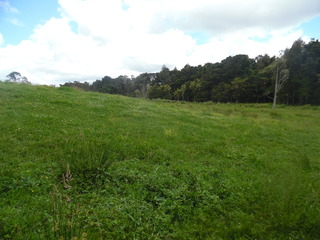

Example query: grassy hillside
[1,82,320,239]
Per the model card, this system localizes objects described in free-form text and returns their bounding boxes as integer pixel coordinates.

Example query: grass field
[1,82,320,239]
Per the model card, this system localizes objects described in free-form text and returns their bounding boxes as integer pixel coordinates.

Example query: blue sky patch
[300,15,320,39]
[189,31,211,45]
[0,0,59,45]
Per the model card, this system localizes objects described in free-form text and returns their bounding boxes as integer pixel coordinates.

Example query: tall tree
[284,39,306,104]
[6,72,30,84]
[272,57,289,108]
[230,77,249,103]
[155,65,171,85]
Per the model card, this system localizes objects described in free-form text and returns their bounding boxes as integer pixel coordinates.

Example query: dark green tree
[6,72,30,84]
[148,84,172,99]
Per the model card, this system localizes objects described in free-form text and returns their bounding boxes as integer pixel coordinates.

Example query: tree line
[61,38,320,105]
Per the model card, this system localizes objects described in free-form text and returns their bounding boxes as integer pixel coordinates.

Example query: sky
[0,0,320,85]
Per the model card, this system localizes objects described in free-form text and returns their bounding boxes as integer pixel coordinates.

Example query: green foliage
[148,84,172,99]
[1,82,320,239]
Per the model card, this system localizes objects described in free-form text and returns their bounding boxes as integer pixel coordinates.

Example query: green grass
[1,82,320,239]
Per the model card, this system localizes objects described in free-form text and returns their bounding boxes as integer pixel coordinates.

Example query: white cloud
[128,0,320,34]
[0,0,19,14]
[7,17,23,26]
[0,33,3,45]
[0,0,319,85]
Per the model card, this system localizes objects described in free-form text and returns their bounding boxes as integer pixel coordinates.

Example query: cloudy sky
[0,0,320,85]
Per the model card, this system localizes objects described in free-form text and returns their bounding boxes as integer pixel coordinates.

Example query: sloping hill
[1,82,320,239]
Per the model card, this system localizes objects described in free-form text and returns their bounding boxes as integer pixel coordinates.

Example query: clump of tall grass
[57,139,127,189]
